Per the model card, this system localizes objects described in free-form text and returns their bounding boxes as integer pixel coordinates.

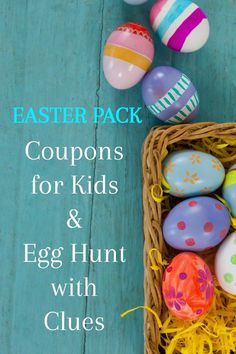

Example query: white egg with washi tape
[150,0,210,53]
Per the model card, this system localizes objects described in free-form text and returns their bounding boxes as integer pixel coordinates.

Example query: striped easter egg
[150,0,210,53]
[142,66,199,124]
[103,23,154,89]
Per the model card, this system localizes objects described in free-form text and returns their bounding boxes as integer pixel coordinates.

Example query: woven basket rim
[142,122,236,354]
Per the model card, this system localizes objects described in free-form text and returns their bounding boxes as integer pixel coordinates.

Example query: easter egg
[103,23,154,89]
[163,197,231,251]
[215,232,236,295]
[124,0,148,4]
[162,252,214,320]
[150,0,210,53]
[142,66,199,124]
[223,164,236,217]
[163,150,225,197]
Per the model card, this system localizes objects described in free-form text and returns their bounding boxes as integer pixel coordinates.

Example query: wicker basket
[142,122,236,354]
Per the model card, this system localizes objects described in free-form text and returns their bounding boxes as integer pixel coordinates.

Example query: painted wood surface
[0,1,235,354]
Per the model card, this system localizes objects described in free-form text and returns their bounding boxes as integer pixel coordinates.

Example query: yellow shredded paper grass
[160,275,236,354]
[121,135,236,354]
[123,135,236,354]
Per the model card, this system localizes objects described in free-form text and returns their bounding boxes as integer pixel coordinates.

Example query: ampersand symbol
[67,209,82,229]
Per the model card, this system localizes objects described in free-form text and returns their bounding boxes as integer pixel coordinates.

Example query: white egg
[215,232,236,295]
[124,0,148,5]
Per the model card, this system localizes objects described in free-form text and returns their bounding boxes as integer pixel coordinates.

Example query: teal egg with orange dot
[215,232,236,295]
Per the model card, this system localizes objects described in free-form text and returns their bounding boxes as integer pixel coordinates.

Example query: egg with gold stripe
[223,164,236,217]
[103,23,154,89]
[150,0,210,53]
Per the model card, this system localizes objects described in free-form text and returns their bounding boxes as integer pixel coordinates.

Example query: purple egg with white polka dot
[163,197,231,252]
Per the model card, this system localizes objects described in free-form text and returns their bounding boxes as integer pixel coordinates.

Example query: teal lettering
[13,107,24,123]
[130,107,142,124]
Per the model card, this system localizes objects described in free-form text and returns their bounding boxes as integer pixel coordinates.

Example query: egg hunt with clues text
[20,136,127,333]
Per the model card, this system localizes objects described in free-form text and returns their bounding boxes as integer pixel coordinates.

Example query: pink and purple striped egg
[142,66,199,124]
[150,0,210,53]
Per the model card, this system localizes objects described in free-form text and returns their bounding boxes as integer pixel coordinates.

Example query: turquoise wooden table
[0,1,235,354]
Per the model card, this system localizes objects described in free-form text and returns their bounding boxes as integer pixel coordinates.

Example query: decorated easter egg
[103,23,154,89]
[163,252,214,320]
[215,232,236,295]
[163,197,231,251]
[124,0,148,4]
[150,0,210,53]
[163,150,225,197]
[223,164,236,217]
[142,66,199,123]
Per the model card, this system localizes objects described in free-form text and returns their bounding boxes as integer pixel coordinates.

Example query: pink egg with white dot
[163,197,231,252]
